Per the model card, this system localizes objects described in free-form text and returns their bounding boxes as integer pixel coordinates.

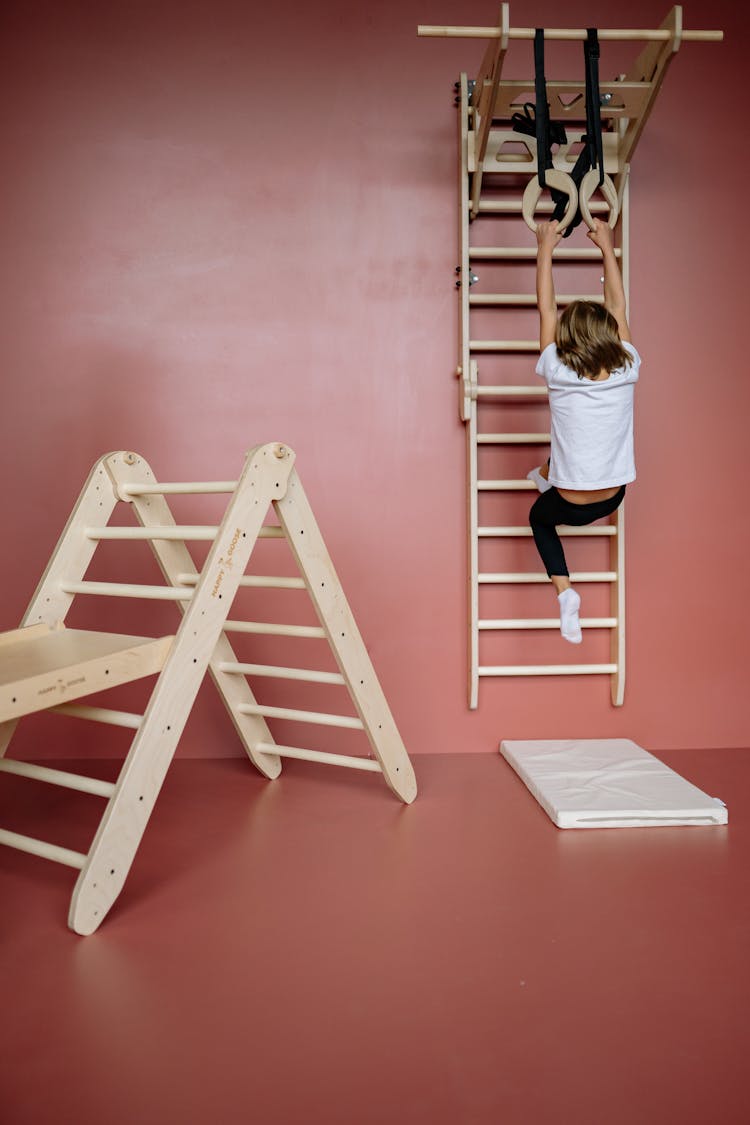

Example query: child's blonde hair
[556,300,631,379]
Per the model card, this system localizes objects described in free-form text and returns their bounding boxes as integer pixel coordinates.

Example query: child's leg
[529,491,581,643]
[529,490,569,579]
[530,487,627,644]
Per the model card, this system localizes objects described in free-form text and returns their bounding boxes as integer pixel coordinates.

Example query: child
[527,217,640,643]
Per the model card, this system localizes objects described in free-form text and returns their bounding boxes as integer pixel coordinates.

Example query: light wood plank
[0,627,173,725]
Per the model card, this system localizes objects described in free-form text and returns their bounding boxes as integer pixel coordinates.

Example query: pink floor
[1,750,748,1125]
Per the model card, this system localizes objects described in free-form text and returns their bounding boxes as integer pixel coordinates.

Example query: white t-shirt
[535,341,640,489]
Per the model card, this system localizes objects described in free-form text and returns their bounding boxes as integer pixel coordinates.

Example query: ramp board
[499,739,728,829]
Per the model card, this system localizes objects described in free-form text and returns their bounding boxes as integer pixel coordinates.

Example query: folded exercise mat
[499,739,728,829]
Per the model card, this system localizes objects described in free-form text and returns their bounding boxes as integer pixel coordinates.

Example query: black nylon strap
[585,29,604,187]
[534,29,551,187]
[551,28,603,234]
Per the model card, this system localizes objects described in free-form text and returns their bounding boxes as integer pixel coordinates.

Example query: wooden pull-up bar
[418,26,723,42]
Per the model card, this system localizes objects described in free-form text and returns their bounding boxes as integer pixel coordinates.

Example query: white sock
[558,587,582,644]
[527,466,552,493]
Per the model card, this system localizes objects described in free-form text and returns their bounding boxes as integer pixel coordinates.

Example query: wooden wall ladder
[419,5,721,708]
[0,444,416,933]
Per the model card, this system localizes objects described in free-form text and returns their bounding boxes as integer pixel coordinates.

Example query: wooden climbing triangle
[0,444,416,933]
[418,6,721,708]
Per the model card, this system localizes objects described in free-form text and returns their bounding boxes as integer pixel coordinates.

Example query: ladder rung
[470,247,621,260]
[237,575,305,589]
[218,662,345,685]
[477,525,616,537]
[479,571,617,583]
[470,340,539,352]
[478,664,618,676]
[238,704,363,730]
[254,742,382,773]
[475,200,608,215]
[0,758,115,798]
[223,621,326,639]
[85,525,284,542]
[61,581,193,601]
[470,294,601,306]
[473,386,547,398]
[0,828,87,869]
[479,618,617,630]
[86,525,219,541]
[50,704,143,729]
[176,573,306,590]
[476,433,550,444]
[121,481,239,495]
[477,480,536,490]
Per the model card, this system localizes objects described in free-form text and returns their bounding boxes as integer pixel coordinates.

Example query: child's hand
[586,218,614,252]
[536,220,562,251]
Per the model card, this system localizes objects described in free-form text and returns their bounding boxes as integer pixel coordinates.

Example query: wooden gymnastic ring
[522,169,578,234]
[579,168,619,230]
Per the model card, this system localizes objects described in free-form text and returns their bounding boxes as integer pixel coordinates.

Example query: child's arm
[586,219,632,342]
[536,221,562,349]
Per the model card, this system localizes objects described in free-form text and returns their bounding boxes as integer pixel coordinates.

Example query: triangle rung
[0,758,115,798]
[223,621,326,639]
[238,703,364,730]
[219,661,345,685]
[255,742,383,773]
[0,829,86,869]
[176,572,306,590]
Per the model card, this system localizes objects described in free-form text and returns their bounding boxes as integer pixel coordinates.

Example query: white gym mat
[499,739,728,829]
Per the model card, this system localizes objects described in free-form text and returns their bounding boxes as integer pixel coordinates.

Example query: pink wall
[0,0,747,759]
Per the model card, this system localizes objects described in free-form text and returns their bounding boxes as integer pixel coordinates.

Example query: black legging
[529,486,626,577]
